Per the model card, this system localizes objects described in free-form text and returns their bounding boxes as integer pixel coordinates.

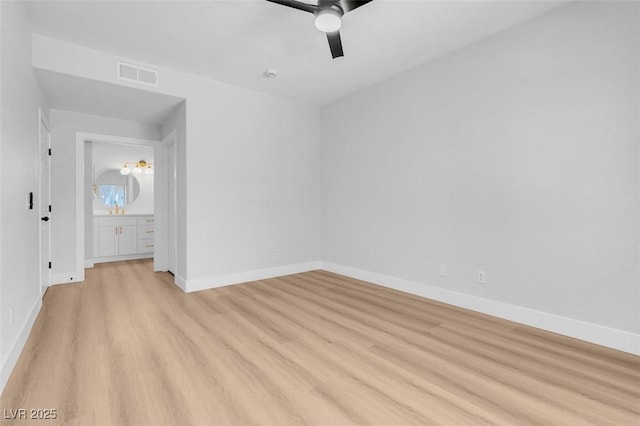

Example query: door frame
[38,108,51,296]
[166,131,177,274]
[73,132,165,283]
[153,130,177,273]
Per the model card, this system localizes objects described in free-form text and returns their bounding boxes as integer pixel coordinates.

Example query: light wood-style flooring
[1,259,638,425]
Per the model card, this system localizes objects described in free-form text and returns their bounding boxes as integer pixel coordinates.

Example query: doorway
[75,132,177,279]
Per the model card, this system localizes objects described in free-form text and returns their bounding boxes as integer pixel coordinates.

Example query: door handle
[41,216,50,222]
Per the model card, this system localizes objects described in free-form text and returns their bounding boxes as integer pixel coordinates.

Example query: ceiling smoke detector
[264,69,278,78]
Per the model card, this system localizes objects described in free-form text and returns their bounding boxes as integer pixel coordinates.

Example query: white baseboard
[51,270,84,285]
[174,274,187,292]
[320,262,640,355]
[0,297,42,394]
[184,261,322,293]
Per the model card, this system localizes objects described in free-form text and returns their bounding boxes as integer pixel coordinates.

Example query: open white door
[167,140,176,274]
[39,111,51,295]
[153,131,177,273]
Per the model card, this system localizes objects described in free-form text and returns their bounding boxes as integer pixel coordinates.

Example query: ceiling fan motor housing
[317,0,344,16]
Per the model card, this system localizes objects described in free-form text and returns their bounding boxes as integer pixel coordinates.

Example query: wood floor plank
[1,260,638,425]
[431,323,640,400]
[310,271,640,377]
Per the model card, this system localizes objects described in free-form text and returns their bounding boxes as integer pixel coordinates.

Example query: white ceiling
[26,0,566,105]
[35,69,184,124]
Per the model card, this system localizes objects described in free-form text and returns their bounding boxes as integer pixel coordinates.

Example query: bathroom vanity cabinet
[94,215,154,263]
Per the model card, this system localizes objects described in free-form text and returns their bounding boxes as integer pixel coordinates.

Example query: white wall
[34,36,322,290]
[321,1,639,334]
[0,0,4,367]
[184,89,321,287]
[0,1,49,390]
[91,142,154,214]
[50,109,161,280]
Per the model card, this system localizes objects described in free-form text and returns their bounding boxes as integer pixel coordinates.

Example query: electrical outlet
[439,264,448,277]
[9,307,13,325]
[477,270,486,284]
[273,249,279,258]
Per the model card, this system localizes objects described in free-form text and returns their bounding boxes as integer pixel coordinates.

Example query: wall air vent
[117,60,158,87]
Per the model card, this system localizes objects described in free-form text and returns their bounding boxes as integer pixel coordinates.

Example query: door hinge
[48,148,52,156]
[48,261,52,269]
[48,205,52,212]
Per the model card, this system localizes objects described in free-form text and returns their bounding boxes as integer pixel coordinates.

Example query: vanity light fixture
[120,160,153,175]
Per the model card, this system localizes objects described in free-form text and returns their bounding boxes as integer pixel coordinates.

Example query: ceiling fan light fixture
[315,9,342,33]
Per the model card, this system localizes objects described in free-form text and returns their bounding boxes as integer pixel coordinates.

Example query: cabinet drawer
[137,216,154,226]
[138,226,154,239]
[137,240,154,253]
[99,216,137,227]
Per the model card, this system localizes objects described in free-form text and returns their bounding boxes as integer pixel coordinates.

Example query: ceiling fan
[266,0,373,59]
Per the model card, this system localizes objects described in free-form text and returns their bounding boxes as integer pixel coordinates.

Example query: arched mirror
[94,169,140,208]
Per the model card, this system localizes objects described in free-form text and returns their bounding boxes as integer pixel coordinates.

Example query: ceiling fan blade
[265,0,317,14]
[326,31,344,59]
[339,0,373,13]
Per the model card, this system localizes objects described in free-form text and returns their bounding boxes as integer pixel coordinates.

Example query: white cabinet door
[118,225,138,255]
[99,226,119,257]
